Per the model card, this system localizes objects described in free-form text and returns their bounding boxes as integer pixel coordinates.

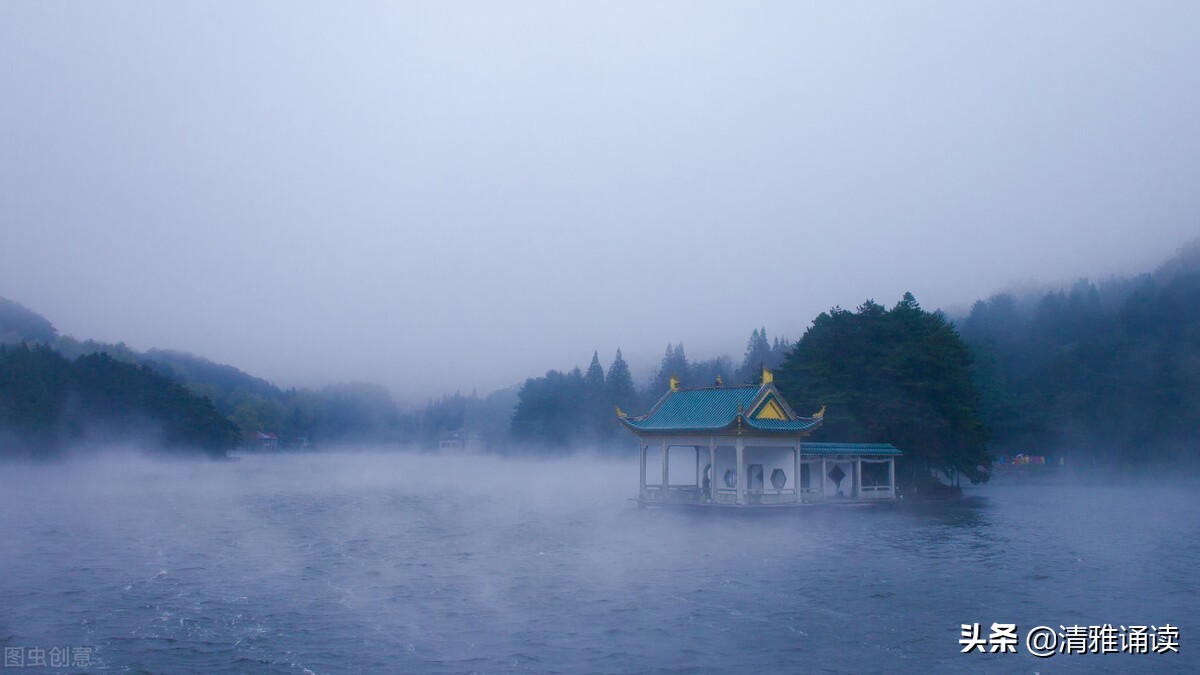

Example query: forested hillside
[0,344,240,457]
[0,296,513,450]
[959,241,1200,464]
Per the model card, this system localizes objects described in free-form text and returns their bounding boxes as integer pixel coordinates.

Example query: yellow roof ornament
[615,405,628,419]
[761,367,774,385]
[669,374,679,391]
[715,374,723,387]
[812,405,826,418]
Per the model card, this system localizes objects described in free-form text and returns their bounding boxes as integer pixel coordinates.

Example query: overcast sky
[2,1,1198,403]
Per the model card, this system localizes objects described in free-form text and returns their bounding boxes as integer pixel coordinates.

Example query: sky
[2,1,1198,404]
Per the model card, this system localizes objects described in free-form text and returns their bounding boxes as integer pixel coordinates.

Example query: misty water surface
[1,449,1196,673]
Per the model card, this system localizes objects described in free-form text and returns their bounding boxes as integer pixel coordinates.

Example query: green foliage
[959,241,1200,464]
[733,327,791,383]
[511,368,586,448]
[584,351,605,394]
[605,349,638,411]
[53,336,141,364]
[0,344,240,457]
[651,343,690,393]
[582,351,612,439]
[691,355,733,388]
[510,347,650,450]
[737,327,770,383]
[53,338,412,448]
[0,343,68,441]
[777,293,992,485]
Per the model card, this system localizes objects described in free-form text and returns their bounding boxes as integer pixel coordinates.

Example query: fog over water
[1,448,1196,673]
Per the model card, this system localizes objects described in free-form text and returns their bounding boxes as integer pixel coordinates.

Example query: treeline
[0,297,512,451]
[777,294,990,486]
[958,241,1200,465]
[510,329,790,449]
[6,239,1197,466]
[82,349,517,449]
[507,240,1200,476]
[0,344,239,457]
[51,338,407,448]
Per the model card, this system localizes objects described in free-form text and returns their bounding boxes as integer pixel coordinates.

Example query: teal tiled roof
[618,384,821,435]
[801,442,901,456]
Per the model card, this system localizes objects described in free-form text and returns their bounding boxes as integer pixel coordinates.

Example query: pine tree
[582,350,611,442]
[736,327,772,382]
[652,343,690,393]
[769,336,791,368]
[605,348,637,412]
[583,351,605,395]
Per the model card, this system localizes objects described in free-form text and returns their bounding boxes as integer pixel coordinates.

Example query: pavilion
[617,369,901,507]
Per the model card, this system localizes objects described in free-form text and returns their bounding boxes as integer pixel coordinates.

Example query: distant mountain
[0,295,414,449]
[0,296,57,344]
[140,348,285,413]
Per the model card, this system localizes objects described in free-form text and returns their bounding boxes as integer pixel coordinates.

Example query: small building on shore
[617,369,900,507]
[437,430,487,454]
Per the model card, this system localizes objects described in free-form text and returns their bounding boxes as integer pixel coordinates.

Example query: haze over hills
[2,238,1198,464]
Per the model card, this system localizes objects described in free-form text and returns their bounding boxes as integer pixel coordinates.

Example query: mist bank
[4,240,1200,467]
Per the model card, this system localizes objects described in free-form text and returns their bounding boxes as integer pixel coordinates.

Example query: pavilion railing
[642,485,706,503]
[745,489,797,505]
[859,485,894,499]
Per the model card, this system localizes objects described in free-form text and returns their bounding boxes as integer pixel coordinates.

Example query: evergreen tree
[777,293,992,487]
[582,351,613,440]
[769,335,791,367]
[737,327,771,382]
[652,342,690,393]
[606,348,638,411]
[735,327,788,382]
[692,356,733,387]
[511,368,586,449]
[583,351,605,395]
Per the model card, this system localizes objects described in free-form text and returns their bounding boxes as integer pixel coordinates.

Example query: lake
[1,449,1195,673]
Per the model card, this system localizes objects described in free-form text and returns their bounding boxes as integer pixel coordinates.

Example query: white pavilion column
[821,458,827,499]
[735,437,745,505]
[709,438,716,502]
[793,442,801,503]
[639,443,647,499]
[889,457,896,497]
[855,459,862,498]
[661,438,669,493]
